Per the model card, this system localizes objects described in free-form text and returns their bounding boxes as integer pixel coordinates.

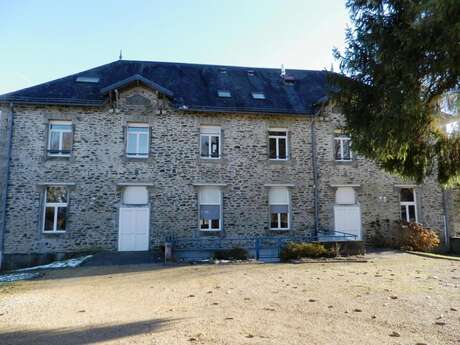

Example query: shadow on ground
[0,318,177,345]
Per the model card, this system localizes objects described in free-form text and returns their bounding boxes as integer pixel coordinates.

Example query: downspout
[442,188,450,251]
[310,115,320,238]
[0,103,14,270]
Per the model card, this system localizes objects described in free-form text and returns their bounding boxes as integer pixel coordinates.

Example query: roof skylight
[252,92,266,99]
[76,76,100,83]
[217,90,232,98]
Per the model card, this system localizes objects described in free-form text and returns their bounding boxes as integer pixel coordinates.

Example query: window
[127,123,149,158]
[200,126,221,159]
[199,187,222,231]
[400,188,417,223]
[75,76,100,83]
[269,130,288,160]
[334,134,352,161]
[269,187,290,230]
[43,186,68,232]
[252,92,266,99]
[217,90,232,98]
[48,121,73,156]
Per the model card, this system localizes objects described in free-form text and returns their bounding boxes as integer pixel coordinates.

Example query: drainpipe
[442,188,450,251]
[310,116,320,238]
[0,103,14,270]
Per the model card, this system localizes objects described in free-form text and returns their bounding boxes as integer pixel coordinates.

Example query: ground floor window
[400,188,417,223]
[199,186,222,231]
[269,187,290,230]
[43,186,68,232]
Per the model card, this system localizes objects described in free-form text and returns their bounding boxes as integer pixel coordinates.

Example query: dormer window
[217,90,232,98]
[252,92,266,100]
[283,75,296,85]
[247,70,255,77]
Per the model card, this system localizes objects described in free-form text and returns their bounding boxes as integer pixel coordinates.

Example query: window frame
[47,120,73,157]
[334,135,352,161]
[400,188,418,223]
[268,129,288,161]
[126,123,150,158]
[199,187,222,231]
[42,186,68,233]
[200,126,221,159]
[269,187,290,230]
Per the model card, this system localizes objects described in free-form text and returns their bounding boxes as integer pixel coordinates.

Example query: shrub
[280,242,333,261]
[213,247,248,260]
[400,222,441,252]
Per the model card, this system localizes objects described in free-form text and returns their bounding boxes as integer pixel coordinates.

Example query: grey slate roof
[0,60,331,115]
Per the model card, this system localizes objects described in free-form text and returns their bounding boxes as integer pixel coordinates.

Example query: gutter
[442,188,450,250]
[0,103,14,270]
[310,116,320,237]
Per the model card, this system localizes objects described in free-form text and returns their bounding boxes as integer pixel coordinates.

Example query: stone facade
[0,85,449,265]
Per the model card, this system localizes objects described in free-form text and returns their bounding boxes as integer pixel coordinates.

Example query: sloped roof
[0,60,332,115]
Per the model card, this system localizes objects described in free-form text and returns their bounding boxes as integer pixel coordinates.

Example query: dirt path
[0,252,459,345]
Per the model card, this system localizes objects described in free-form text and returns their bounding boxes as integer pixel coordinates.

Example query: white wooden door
[118,207,150,251]
[334,205,362,240]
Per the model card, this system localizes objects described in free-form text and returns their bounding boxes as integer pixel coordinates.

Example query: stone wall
[0,86,448,259]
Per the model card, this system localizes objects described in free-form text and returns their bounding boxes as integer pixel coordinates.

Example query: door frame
[118,206,150,251]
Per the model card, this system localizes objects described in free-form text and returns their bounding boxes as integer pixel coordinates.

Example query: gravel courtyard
[0,252,459,345]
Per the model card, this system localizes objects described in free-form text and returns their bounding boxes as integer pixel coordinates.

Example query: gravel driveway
[0,252,459,345]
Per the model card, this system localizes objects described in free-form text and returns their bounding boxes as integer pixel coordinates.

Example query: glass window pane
[400,188,414,202]
[127,133,137,154]
[50,124,71,131]
[201,219,209,229]
[342,140,351,160]
[408,205,416,222]
[278,138,287,159]
[269,138,277,159]
[269,131,286,137]
[211,219,220,229]
[44,207,55,231]
[138,134,149,155]
[49,131,60,151]
[46,187,67,203]
[400,206,407,222]
[271,213,279,228]
[280,213,289,228]
[56,207,66,231]
[334,139,341,160]
[62,131,73,152]
[210,136,219,157]
[201,135,209,157]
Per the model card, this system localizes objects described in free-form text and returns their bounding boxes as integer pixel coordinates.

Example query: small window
[199,187,222,231]
[247,70,255,77]
[217,90,232,98]
[200,126,221,159]
[400,188,417,223]
[252,92,266,100]
[48,121,73,157]
[334,134,352,161]
[127,123,149,158]
[43,186,68,232]
[269,130,288,160]
[269,187,290,230]
[75,76,100,83]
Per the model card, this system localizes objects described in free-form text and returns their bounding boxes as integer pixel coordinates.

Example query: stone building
[0,60,451,269]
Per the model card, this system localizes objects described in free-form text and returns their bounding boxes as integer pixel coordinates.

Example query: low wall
[451,237,460,255]
[2,252,82,271]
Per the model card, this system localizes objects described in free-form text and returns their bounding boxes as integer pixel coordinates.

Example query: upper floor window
[400,188,417,223]
[269,129,288,160]
[43,186,68,233]
[127,123,149,158]
[199,186,222,231]
[269,187,290,230]
[334,134,352,161]
[48,121,72,157]
[217,90,232,98]
[200,126,221,159]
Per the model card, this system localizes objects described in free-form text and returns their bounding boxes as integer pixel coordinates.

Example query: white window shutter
[199,186,221,204]
[335,187,356,205]
[123,186,149,205]
[269,187,289,205]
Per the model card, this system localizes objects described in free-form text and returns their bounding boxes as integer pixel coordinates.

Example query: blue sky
[0,0,349,94]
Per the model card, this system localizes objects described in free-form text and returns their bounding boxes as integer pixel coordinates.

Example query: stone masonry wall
[1,86,448,255]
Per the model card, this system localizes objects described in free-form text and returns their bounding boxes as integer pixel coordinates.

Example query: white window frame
[48,120,72,157]
[199,187,222,231]
[127,123,150,158]
[269,129,288,160]
[269,187,290,230]
[334,135,352,161]
[400,188,418,223]
[43,187,68,233]
[200,126,221,159]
